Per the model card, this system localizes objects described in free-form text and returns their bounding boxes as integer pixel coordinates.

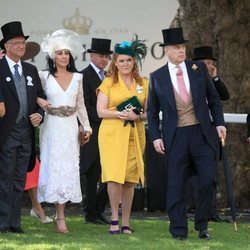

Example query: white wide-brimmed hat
[41,29,84,59]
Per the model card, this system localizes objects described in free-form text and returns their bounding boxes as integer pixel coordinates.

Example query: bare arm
[0,102,5,117]
[97,90,146,122]
[96,90,121,119]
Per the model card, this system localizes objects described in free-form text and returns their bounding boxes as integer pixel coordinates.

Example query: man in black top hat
[193,46,229,101]
[80,38,113,224]
[147,27,226,240]
[0,21,46,233]
[186,46,230,223]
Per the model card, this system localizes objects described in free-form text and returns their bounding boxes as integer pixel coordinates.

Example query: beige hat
[22,41,40,60]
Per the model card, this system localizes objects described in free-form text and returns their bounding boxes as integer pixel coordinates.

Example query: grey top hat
[192,46,217,61]
[159,27,188,47]
[0,21,29,49]
[87,38,113,54]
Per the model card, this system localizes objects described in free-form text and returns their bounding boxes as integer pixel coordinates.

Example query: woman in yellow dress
[97,36,148,234]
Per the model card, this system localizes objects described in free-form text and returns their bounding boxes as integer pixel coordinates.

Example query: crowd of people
[0,21,249,240]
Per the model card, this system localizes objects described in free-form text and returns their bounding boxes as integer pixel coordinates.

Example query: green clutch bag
[116,96,142,112]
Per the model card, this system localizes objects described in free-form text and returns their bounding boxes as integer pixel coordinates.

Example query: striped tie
[14,64,21,81]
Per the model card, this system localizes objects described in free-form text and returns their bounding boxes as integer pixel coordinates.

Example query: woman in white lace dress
[37,30,92,234]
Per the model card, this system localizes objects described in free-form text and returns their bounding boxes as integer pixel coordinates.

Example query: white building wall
[0,0,178,76]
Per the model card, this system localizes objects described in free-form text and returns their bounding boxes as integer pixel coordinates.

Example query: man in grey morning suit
[0,21,46,233]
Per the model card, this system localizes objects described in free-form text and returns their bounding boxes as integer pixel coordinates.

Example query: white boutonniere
[26,76,34,86]
[192,64,198,71]
[136,84,143,94]
[6,76,11,82]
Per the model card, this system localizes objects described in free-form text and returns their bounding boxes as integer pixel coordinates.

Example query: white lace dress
[38,71,91,204]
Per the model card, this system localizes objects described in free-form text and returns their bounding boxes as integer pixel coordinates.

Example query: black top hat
[192,46,217,61]
[159,27,188,47]
[0,21,29,49]
[87,38,113,54]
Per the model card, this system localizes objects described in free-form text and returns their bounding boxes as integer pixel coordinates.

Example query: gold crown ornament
[63,8,92,35]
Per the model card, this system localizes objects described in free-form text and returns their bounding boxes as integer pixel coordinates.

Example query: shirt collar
[90,62,102,75]
[168,61,186,71]
[5,55,21,69]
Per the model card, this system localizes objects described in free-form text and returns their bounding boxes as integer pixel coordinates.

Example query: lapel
[159,63,176,111]
[88,65,102,88]
[0,57,19,99]
[185,61,199,107]
[21,61,31,105]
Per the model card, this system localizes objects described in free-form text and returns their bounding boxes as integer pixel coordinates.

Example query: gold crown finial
[63,8,93,35]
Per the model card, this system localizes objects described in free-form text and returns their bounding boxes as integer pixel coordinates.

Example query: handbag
[116,96,142,112]
[79,125,85,146]
[116,96,143,127]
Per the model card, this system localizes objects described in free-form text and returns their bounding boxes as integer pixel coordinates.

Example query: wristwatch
[213,76,219,82]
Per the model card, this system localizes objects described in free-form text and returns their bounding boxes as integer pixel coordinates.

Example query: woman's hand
[118,107,139,121]
[37,97,51,111]
[84,131,91,144]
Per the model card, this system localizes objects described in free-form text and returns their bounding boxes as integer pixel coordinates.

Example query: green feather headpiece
[114,35,147,68]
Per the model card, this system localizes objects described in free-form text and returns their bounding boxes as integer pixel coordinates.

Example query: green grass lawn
[0,215,249,250]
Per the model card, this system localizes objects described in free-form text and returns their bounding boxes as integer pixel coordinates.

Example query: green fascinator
[114,35,147,68]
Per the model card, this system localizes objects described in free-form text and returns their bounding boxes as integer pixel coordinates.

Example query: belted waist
[47,106,76,117]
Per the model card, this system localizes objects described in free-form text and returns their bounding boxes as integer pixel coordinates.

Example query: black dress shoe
[208,215,230,223]
[199,229,210,240]
[9,227,24,234]
[97,214,111,224]
[85,217,105,225]
[0,227,9,233]
[173,236,187,240]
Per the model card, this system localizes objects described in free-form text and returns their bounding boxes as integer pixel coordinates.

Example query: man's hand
[153,139,165,155]
[216,126,227,144]
[29,113,42,127]
[208,64,217,78]
[247,137,250,145]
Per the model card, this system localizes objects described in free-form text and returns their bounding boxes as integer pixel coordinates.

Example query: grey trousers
[0,118,32,228]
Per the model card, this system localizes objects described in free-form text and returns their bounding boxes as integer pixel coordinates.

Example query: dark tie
[176,66,189,103]
[99,70,105,81]
[14,64,21,81]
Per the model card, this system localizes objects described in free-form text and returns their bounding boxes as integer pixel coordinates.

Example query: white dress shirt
[90,62,104,80]
[168,61,190,94]
[5,55,22,76]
